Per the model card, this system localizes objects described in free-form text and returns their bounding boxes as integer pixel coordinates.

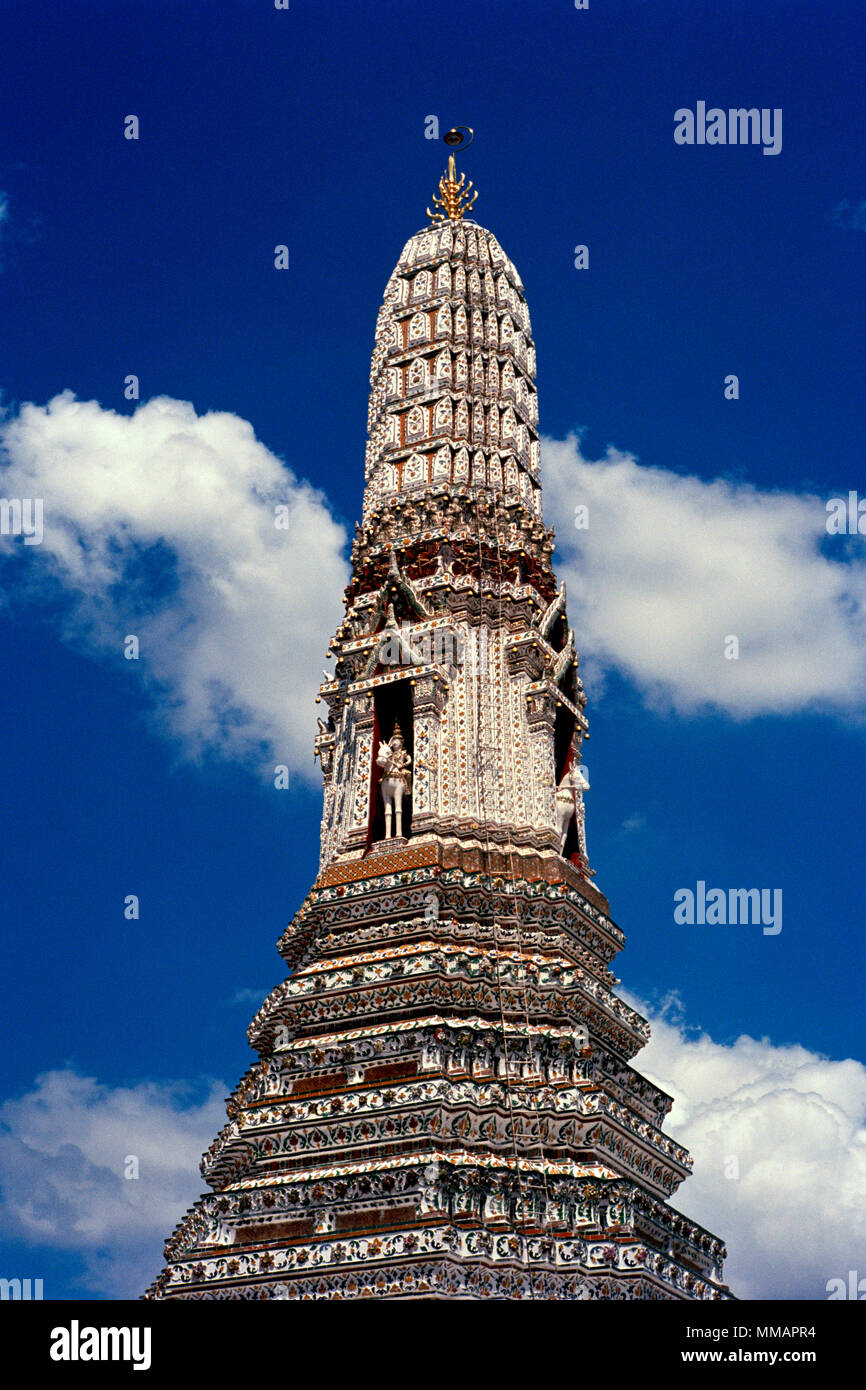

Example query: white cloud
[229,987,269,1007]
[630,995,866,1300]
[5,402,863,780]
[0,392,349,779]
[0,1069,226,1298]
[543,435,866,717]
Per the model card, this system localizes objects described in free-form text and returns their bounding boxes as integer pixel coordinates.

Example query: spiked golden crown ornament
[427,126,478,224]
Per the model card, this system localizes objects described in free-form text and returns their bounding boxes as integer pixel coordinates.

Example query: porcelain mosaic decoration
[146,153,732,1301]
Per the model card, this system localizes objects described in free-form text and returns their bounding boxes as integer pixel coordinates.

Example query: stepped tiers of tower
[145,169,732,1300]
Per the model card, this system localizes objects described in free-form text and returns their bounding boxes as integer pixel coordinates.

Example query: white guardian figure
[555,762,590,855]
[377,723,412,839]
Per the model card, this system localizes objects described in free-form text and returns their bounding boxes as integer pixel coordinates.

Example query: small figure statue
[555,762,590,855]
[377,722,412,839]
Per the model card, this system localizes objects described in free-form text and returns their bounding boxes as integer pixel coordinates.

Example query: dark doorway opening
[368,679,414,847]
[554,701,575,787]
[554,701,582,863]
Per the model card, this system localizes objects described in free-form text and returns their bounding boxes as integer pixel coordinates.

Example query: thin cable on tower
[490,488,556,1259]
[471,476,547,1299]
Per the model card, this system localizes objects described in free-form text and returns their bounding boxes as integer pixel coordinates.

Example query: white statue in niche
[556,762,590,855]
[377,722,412,839]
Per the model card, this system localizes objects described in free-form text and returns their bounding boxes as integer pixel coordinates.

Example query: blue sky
[0,0,864,1300]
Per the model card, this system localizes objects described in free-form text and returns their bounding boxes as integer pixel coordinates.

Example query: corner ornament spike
[427,129,478,225]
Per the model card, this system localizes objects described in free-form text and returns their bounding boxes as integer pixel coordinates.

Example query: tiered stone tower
[146,145,732,1301]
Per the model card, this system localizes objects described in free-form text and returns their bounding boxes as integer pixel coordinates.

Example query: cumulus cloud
[229,986,269,1007]
[543,435,866,717]
[5,400,862,780]
[630,995,866,1300]
[0,1069,226,1298]
[0,392,349,778]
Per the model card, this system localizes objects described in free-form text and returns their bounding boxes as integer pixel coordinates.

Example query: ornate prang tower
[147,138,732,1301]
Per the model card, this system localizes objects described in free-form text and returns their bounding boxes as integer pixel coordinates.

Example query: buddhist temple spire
[145,154,733,1304]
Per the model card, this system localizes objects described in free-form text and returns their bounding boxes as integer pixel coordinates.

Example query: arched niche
[367,679,415,847]
[555,702,583,865]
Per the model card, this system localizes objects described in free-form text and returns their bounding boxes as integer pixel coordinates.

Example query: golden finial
[427,126,477,225]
